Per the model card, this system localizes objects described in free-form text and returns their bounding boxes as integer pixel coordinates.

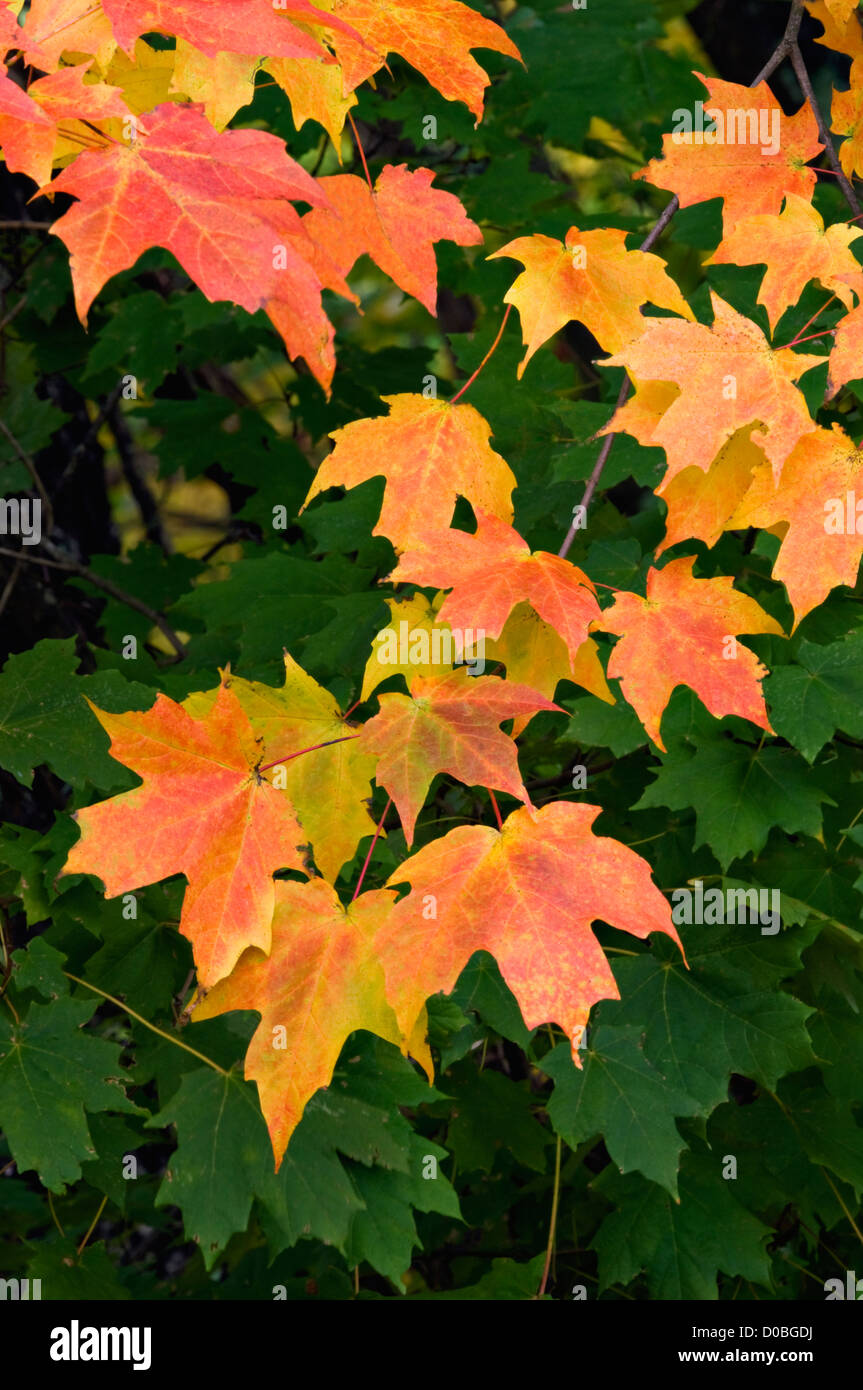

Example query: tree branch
[0,544,188,662]
[558,0,811,559]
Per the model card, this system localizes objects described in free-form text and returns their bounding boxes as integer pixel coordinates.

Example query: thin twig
[0,544,188,662]
[791,42,862,219]
[558,0,811,559]
[63,971,229,1076]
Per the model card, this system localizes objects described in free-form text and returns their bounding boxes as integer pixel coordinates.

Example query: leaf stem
[488,788,503,830]
[259,734,359,773]
[558,0,808,560]
[63,972,229,1077]
[537,1134,562,1297]
[450,304,512,405]
[348,111,374,193]
[47,1190,65,1238]
[351,797,392,901]
[76,1195,108,1256]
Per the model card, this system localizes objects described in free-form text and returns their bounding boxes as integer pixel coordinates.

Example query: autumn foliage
[1,0,863,1304]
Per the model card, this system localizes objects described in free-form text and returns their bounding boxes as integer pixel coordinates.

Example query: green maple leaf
[605,925,816,1113]
[0,950,138,1192]
[766,632,863,762]
[592,1149,772,1300]
[544,1027,702,1196]
[636,732,834,868]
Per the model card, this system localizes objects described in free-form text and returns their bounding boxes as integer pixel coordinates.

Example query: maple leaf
[592,556,783,751]
[317,0,522,122]
[807,0,863,60]
[600,292,826,486]
[485,607,614,735]
[728,423,863,626]
[186,654,378,882]
[170,44,258,130]
[63,683,310,988]
[704,193,863,332]
[43,102,331,356]
[20,0,117,72]
[373,801,682,1062]
[832,57,863,178]
[489,225,694,373]
[101,0,357,61]
[303,165,483,315]
[192,877,427,1168]
[657,430,765,556]
[302,394,515,551]
[392,511,601,669]
[266,53,357,149]
[636,73,822,234]
[361,592,461,702]
[359,667,560,844]
[0,62,129,186]
[827,300,863,396]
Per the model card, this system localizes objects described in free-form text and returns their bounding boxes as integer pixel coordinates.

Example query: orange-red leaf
[359,667,559,844]
[44,102,329,341]
[63,683,309,988]
[374,801,681,1062]
[303,164,483,315]
[193,877,418,1168]
[704,193,863,332]
[102,0,354,60]
[0,63,129,186]
[601,292,825,485]
[302,395,515,551]
[592,555,783,751]
[636,73,821,234]
[490,225,693,373]
[391,511,601,668]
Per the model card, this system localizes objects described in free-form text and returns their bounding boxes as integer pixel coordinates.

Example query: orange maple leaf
[187,654,379,884]
[359,667,560,844]
[832,57,863,177]
[592,556,783,751]
[0,63,129,186]
[303,164,483,315]
[807,0,863,60]
[489,225,693,373]
[657,430,765,556]
[319,0,522,122]
[600,292,826,485]
[374,801,681,1063]
[729,422,863,626]
[43,103,333,369]
[302,395,516,551]
[636,73,822,234]
[193,877,427,1168]
[391,510,601,669]
[704,193,863,332]
[63,683,310,988]
[20,0,117,72]
[827,299,863,396]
